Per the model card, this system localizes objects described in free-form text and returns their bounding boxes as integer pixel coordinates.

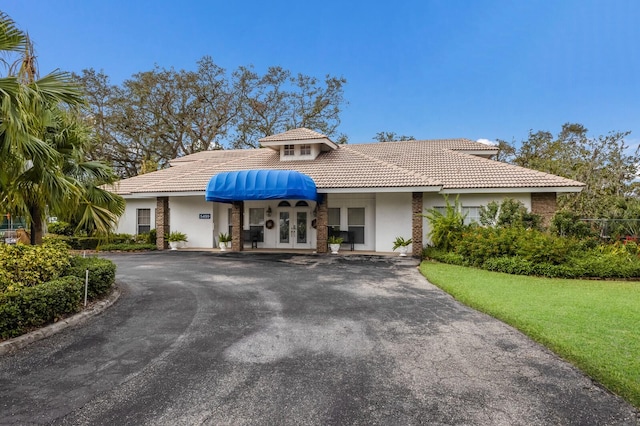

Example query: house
[110,128,584,256]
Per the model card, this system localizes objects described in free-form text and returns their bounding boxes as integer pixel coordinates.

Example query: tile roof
[258,127,329,142]
[109,136,583,195]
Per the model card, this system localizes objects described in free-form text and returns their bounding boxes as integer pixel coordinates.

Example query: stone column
[231,201,244,251]
[316,195,328,254]
[156,196,170,250]
[531,192,557,228]
[412,192,424,258]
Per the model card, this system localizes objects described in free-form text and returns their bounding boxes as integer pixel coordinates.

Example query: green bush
[97,243,156,252]
[515,230,579,264]
[147,229,157,244]
[0,276,83,339]
[66,256,116,299]
[47,233,135,250]
[550,210,595,238]
[434,225,640,279]
[479,198,542,230]
[423,196,467,251]
[0,241,71,291]
[47,221,75,236]
[455,227,521,266]
[423,247,467,265]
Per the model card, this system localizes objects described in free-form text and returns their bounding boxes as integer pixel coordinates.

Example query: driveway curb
[0,287,121,356]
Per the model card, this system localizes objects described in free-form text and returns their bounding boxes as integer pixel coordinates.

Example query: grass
[420,261,640,409]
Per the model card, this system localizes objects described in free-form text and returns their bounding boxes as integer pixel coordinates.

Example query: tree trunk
[29,204,43,245]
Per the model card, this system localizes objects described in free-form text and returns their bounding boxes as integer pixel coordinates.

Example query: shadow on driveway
[0,251,638,425]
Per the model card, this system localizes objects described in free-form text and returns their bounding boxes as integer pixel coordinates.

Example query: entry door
[277,209,311,248]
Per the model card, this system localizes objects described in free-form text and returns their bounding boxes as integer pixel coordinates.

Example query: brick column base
[316,195,328,254]
[412,192,423,258]
[531,192,557,228]
[231,201,244,251]
[156,197,169,250]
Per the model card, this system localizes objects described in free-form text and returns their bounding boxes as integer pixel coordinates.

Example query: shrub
[550,211,595,239]
[424,247,466,266]
[0,276,83,339]
[424,196,467,251]
[515,230,579,264]
[97,243,156,252]
[456,227,521,266]
[47,221,75,236]
[147,229,157,244]
[66,256,116,299]
[480,198,542,230]
[0,241,71,291]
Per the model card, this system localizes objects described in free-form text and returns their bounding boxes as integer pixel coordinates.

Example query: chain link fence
[581,219,640,241]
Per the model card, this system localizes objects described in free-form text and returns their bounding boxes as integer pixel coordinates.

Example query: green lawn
[420,261,640,409]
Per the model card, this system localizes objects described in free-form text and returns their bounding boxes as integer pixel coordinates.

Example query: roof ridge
[341,145,441,186]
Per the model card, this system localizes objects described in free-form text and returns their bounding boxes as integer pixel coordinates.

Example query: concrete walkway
[0,251,637,425]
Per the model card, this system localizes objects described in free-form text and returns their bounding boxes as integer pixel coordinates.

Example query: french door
[277,208,311,248]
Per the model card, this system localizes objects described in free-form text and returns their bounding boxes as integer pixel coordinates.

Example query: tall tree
[76,59,347,175]
[500,123,638,218]
[0,12,123,243]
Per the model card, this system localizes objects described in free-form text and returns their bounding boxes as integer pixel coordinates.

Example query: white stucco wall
[374,192,413,253]
[326,193,376,251]
[116,198,157,235]
[169,196,216,248]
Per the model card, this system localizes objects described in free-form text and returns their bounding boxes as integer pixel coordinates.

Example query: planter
[398,246,409,257]
[329,243,341,254]
[169,241,180,250]
[219,242,227,251]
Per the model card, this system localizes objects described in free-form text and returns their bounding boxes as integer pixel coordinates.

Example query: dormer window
[283,145,295,156]
[300,144,311,155]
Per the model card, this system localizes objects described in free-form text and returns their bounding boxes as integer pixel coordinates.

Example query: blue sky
[3,1,638,146]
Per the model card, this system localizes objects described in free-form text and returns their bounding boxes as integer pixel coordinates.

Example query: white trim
[319,186,442,193]
[261,137,338,151]
[121,191,205,199]
[439,186,584,194]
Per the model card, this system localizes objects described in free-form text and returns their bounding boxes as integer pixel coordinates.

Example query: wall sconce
[266,206,272,217]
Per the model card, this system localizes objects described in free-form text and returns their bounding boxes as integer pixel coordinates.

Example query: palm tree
[0,12,123,243]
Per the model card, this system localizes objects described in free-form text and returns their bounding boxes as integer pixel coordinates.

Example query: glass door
[278,211,290,245]
[277,208,311,248]
[296,211,308,244]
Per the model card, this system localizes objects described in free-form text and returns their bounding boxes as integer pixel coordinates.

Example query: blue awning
[205,170,318,203]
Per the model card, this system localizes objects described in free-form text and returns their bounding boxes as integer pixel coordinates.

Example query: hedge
[66,256,116,300]
[97,243,156,252]
[47,234,135,250]
[0,276,83,339]
[0,241,71,290]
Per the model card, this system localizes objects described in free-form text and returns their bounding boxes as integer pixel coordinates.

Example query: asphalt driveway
[0,251,638,425]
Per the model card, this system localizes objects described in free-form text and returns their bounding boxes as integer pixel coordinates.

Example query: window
[137,208,151,234]
[283,144,295,156]
[462,206,481,225]
[348,208,365,244]
[300,144,311,155]
[228,208,233,235]
[278,201,291,207]
[432,206,480,226]
[295,200,309,207]
[249,208,265,226]
[249,208,265,242]
[328,208,340,232]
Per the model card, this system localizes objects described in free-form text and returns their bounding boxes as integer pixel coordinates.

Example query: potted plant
[218,232,231,251]
[392,236,412,256]
[167,231,188,250]
[328,235,343,254]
